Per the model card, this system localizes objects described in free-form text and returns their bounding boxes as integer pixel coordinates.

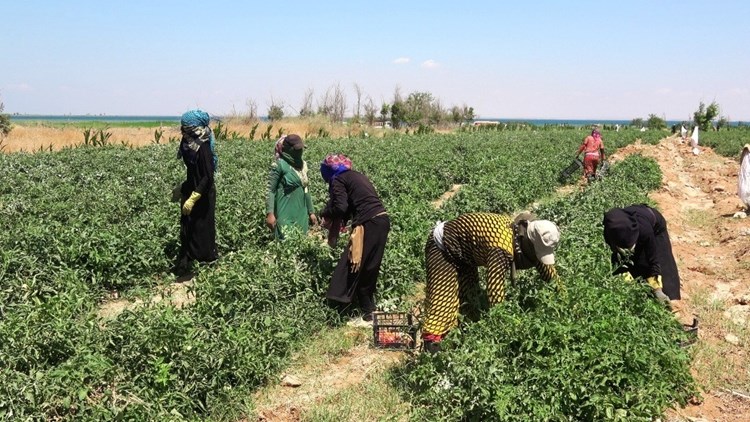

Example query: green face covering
[281,146,304,169]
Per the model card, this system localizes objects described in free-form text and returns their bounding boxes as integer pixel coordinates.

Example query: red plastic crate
[372,312,417,350]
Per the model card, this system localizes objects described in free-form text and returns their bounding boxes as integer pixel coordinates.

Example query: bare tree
[363,96,377,126]
[353,83,363,122]
[300,88,315,117]
[318,83,347,122]
[245,98,258,121]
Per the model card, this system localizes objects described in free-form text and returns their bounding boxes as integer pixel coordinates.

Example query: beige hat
[527,220,560,265]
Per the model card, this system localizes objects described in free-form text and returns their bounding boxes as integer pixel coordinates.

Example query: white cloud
[421,59,439,69]
[6,83,32,92]
[393,57,411,64]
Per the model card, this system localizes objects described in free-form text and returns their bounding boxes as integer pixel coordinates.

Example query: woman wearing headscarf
[603,204,680,304]
[319,154,389,322]
[421,212,560,352]
[576,129,606,181]
[266,134,316,239]
[175,109,218,273]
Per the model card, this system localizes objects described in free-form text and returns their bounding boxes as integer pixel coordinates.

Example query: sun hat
[527,220,560,265]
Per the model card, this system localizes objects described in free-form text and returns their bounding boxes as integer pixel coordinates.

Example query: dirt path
[252,329,408,422]
[611,136,750,422]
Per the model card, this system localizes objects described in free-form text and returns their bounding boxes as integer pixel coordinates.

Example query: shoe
[423,340,441,354]
[346,317,373,328]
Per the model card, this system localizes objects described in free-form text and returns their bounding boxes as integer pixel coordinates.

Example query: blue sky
[2,0,749,120]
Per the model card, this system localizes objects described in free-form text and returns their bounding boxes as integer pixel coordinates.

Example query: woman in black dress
[319,154,390,322]
[175,110,218,273]
[603,204,680,303]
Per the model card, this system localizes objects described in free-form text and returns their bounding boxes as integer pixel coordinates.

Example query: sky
[2,0,749,120]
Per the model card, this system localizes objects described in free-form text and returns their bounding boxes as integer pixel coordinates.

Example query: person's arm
[641,230,661,278]
[265,162,281,229]
[195,144,214,195]
[182,144,214,215]
[535,262,557,281]
[599,139,606,161]
[485,249,513,306]
[327,177,349,218]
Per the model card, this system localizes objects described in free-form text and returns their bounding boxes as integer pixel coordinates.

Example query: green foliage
[82,127,113,146]
[153,128,164,144]
[395,156,695,421]
[0,99,11,138]
[249,122,259,140]
[630,117,645,128]
[646,114,667,130]
[0,129,682,419]
[693,101,720,132]
[700,125,750,158]
[268,104,284,121]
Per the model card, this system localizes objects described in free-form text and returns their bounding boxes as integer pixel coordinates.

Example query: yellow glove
[182,191,202,215]
[620,272,634,282]
[645,275,663,290]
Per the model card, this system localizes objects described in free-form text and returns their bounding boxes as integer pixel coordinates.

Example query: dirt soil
[611,136,750,422]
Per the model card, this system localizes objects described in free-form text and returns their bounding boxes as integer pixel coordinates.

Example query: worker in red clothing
[576,129,606,182]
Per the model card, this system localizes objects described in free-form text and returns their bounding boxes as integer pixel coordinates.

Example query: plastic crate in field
[372,312,417,350]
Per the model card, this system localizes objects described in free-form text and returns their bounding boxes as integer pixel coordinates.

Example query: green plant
[693,101,720,132]
[261,124,273,140]
[153,128,164,144]
[249,122,259,140]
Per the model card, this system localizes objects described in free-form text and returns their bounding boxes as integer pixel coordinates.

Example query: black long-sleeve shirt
[180,140,214,197]
[320,170,386,226]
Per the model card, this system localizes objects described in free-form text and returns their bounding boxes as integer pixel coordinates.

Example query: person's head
[592,129,601,139]
[320,153,352,184]
[180,109,211,139]
[603,208,639,250]
[526,220,560,265]
[743,144,750,157]
[277,134,305,168]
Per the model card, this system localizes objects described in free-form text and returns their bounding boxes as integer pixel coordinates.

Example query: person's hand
[309,213,318,226]
[182,192,202,215]
[266,213,276,231]
[620,272,634,282]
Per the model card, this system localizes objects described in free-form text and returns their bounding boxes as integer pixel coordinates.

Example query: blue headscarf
[179,109,218,172]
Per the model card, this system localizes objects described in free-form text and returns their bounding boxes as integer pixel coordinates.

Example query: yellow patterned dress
[422,213,557,337]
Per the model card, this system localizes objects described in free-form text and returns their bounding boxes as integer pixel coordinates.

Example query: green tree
[630,117,645,128]
[379,103,390,126]
[646,114,667,130]
[390,100,405,129]
[693,101,720,132]
[268,104,284,121]
[0,97,11,138]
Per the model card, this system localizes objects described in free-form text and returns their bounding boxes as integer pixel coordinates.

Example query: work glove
[652,288,671,305]
[182,191,202,215]
[645,275,663,290]
[620,272,634,282]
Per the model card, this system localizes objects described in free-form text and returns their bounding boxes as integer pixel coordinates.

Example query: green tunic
[266,159,314,239]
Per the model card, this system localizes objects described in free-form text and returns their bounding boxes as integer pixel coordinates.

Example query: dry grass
[3,117,400,153]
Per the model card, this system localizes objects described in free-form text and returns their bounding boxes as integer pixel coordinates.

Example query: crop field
[1,128,700,420]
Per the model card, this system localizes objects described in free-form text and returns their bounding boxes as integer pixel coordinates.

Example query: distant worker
[266,134,316,239]
[740,144,750,212]
[603,204,680,304]
[174,109,218,274]
[319,154,390,325]
[421,212,560,352]
[575,129,606,182]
